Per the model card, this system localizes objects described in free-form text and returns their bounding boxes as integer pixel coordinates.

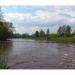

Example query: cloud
[3,6,75,34]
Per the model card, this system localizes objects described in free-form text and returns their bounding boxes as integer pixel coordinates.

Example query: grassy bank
[31,36,75,43]
[49,36,75,43]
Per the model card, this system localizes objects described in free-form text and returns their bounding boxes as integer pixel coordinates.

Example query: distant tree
[57,26,63,36]
[12,33,21,38]
[35,30,39,37]
[57,25,71,36]
[72,29,75,37]
[66,25,71,36]
[39,29,45,37]
[46,29,50,36]
[62,25,71,36]
[21,33,30,38]
[46,29,50,40]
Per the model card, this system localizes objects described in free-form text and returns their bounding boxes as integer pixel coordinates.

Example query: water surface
[0,39,75,69]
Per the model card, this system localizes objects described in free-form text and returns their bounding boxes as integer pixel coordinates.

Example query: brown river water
[0,39,75,69]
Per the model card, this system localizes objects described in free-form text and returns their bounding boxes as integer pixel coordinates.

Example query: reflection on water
[0,39,75,69]
[0,40,12,67]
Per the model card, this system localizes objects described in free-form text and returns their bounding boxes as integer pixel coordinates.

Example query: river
[0,39,75,69]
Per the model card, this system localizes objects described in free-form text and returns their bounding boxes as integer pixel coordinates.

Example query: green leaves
[0,21,13,41]
[57,25,71,36]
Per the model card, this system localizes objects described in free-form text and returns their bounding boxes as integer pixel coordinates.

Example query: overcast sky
[1,6,75,34]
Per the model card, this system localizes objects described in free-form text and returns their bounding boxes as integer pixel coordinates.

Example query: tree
[0,7,14,40]
[57,25,71,36]
[57,26,64,36]
[0,21,14,40]
[12,33,21,38]
[66,25,71,36]
[35,30,39,37]
[46,29,50,36]
[72,29,75,36]
[62,25,71,36]
[39,29,45,37]
[46,29,50,40]
[21,33,30,38]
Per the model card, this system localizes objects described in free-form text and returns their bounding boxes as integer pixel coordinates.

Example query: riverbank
[32,36,75,43]
[12,36,75,43]
[49,37,75,43]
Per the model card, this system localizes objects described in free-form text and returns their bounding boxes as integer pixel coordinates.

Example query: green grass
[0,58,9,69]
[0,63,9,69]
[31,36,75,43]
[48,36,75,43]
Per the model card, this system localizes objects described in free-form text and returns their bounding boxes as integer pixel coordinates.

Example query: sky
[1,6,75,34]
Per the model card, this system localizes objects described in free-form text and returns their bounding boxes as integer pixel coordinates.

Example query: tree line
[13,25,75,39]
[34,25,75,37]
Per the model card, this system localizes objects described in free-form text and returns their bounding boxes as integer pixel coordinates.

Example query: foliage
[21,33,30,38]
[39,29,45,37]
[0,21,13,40]
[46,29,50,40]
[13,33,21,38]
[57,25,71,36]
[72,29,75,36]
[0,7,14,41]
[13,33,30,38]
[49,36,75,43]
[46,29,50,36]
[35,31,39,37]
[0,61,9,69]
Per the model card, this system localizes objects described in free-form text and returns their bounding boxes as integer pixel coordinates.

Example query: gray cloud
[3,6,75,34]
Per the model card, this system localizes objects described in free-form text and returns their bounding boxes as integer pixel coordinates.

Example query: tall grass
[0,56,9,69]
[49,36,75,43]
[33,35,75,43]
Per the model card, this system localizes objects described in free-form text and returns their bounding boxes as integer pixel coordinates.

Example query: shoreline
[1,37,75,44]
